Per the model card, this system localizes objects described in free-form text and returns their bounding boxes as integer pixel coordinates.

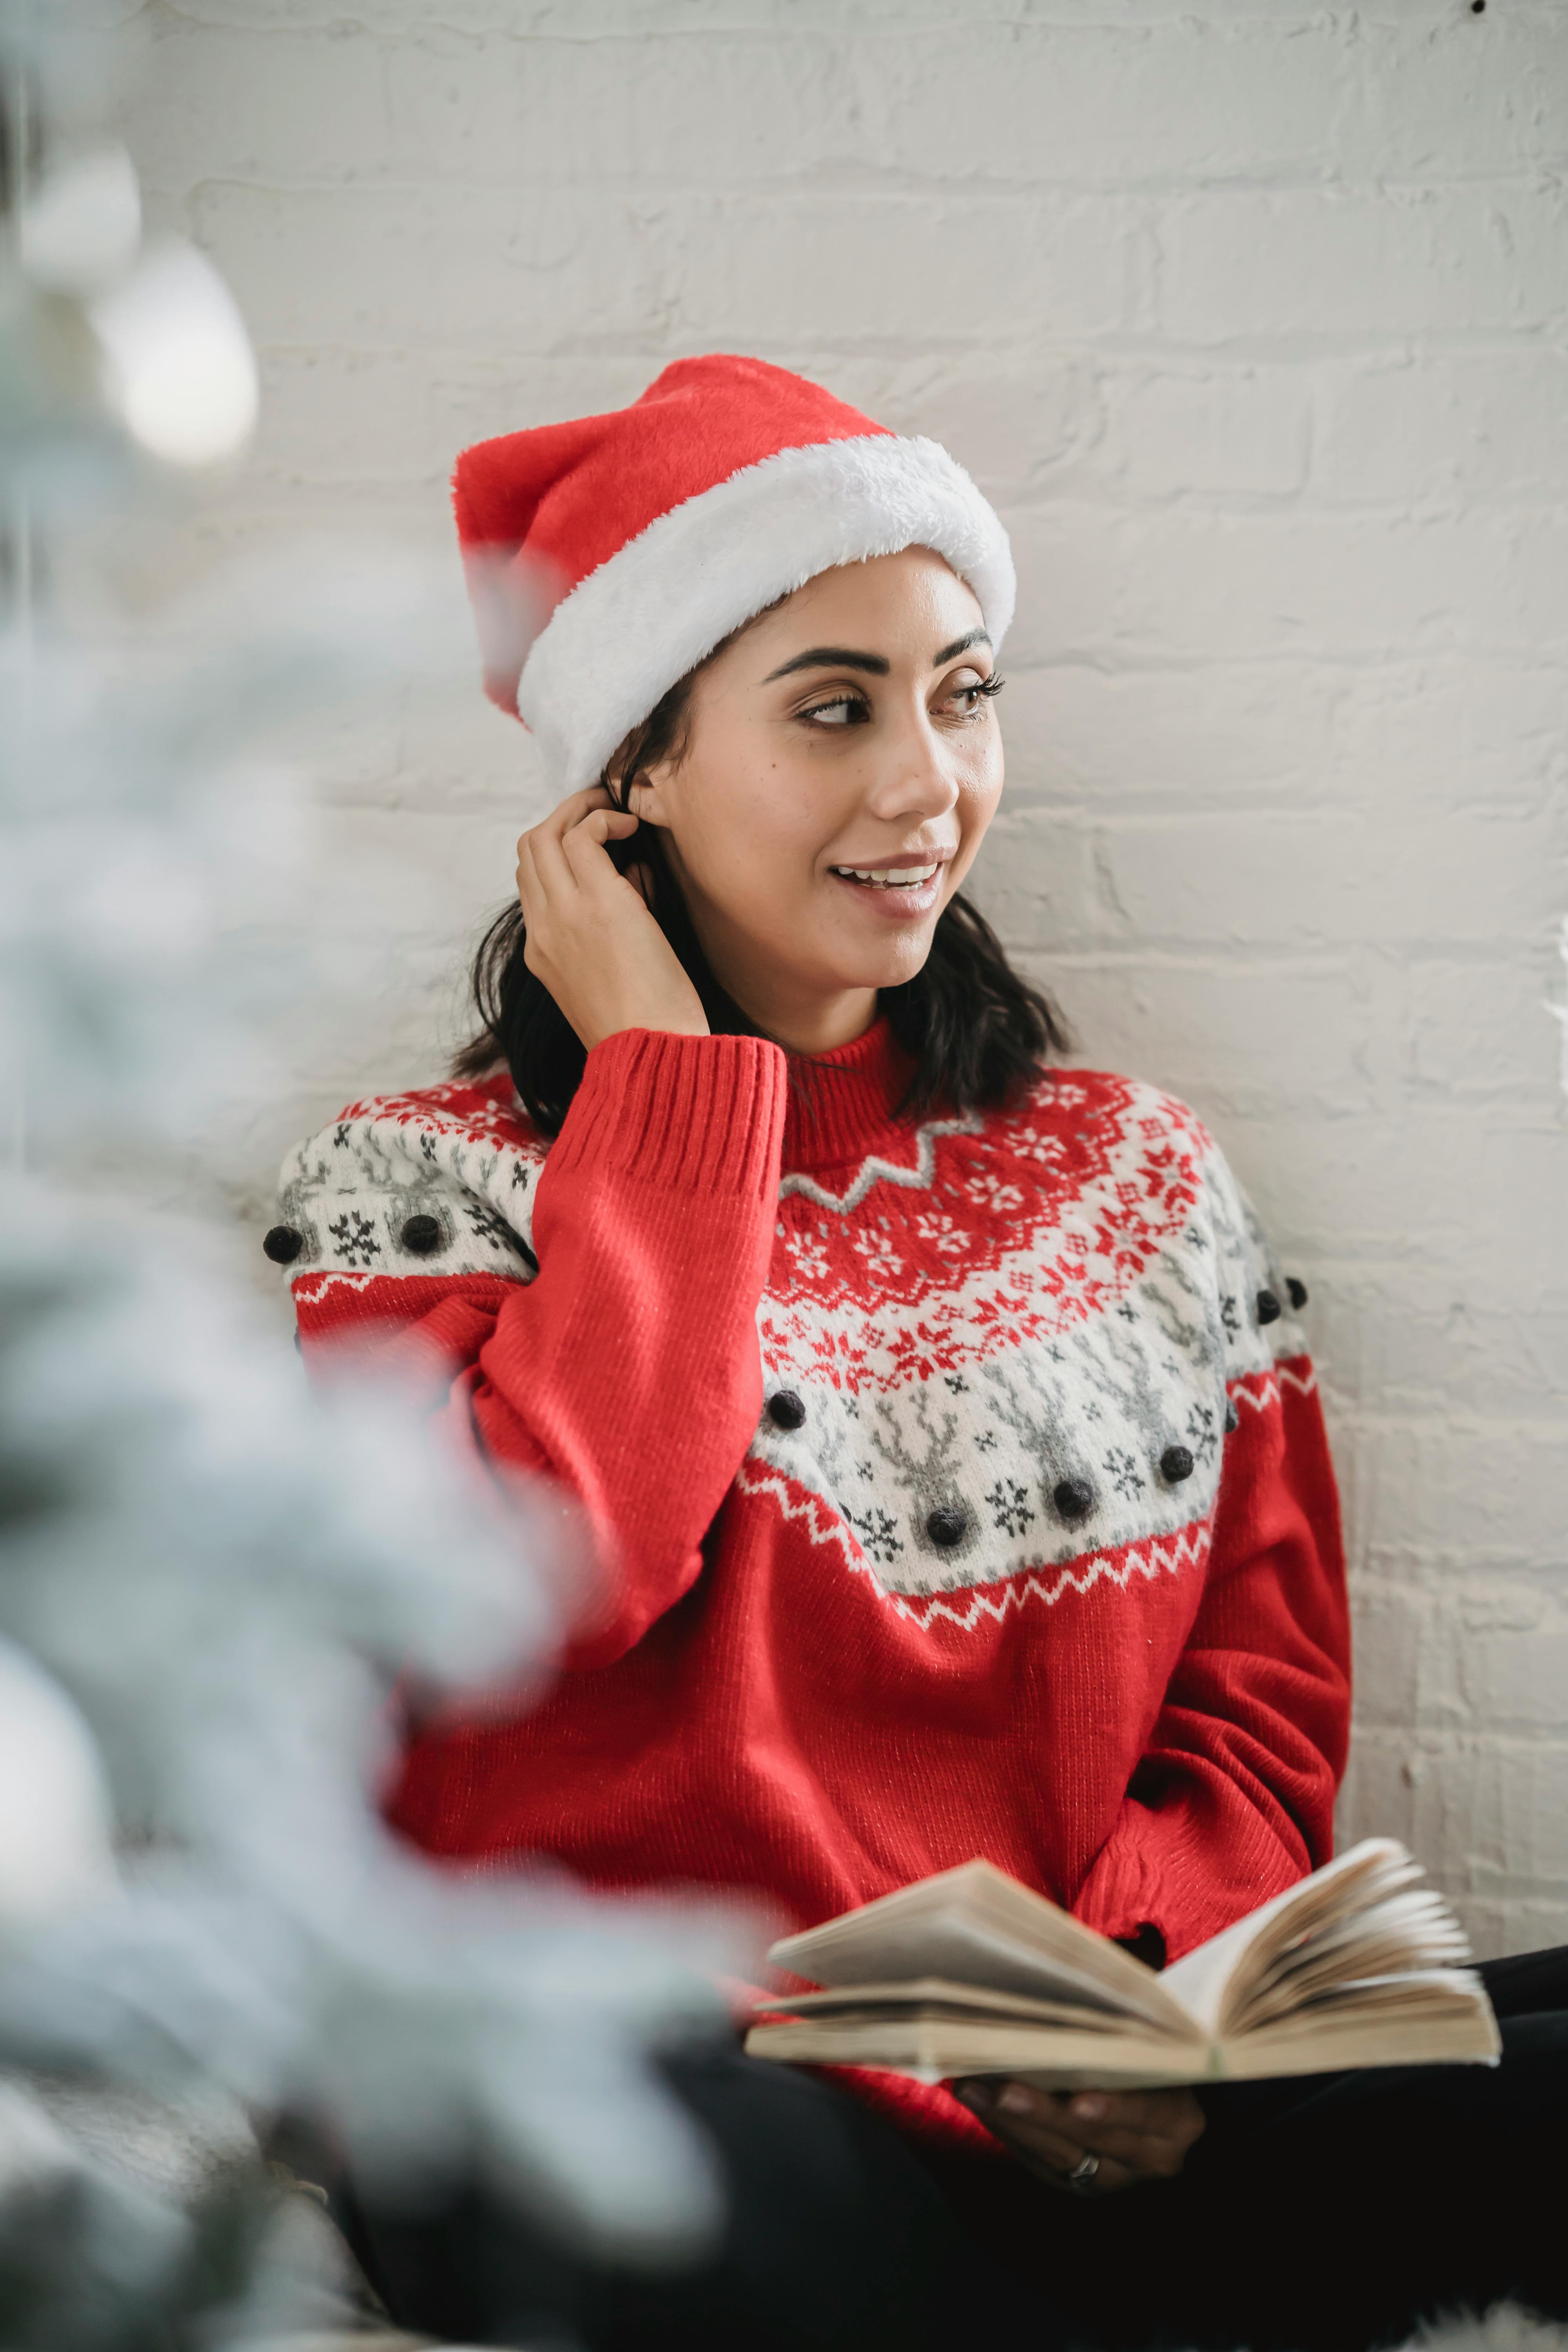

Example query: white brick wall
[123,0,1568,1955]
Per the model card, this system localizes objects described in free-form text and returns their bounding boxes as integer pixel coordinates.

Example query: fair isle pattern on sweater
[277,1018,1349,2179]
[278,1057,1305,1630]
[282,1082,543,1294]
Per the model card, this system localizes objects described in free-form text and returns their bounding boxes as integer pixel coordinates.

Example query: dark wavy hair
[454,652,1070,1135]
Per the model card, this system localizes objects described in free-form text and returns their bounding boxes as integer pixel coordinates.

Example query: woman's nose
[865,713,959,824]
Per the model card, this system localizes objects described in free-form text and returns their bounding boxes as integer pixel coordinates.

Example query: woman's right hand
[515,786,710,1053]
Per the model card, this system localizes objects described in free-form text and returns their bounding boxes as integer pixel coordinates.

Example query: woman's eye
[801,694,867,728]
[941,675,1004,721]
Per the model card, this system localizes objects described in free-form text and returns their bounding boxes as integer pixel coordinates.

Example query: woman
[270,358,1566,2352]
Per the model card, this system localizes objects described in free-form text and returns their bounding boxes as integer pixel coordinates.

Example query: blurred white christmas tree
[0,9,740,2345]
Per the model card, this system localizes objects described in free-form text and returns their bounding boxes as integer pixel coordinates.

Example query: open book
[744,1840,1501,2091]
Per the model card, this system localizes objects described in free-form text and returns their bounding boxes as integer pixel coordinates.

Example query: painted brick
[1005,504,1568,671]
[1160,183,1568,344]
[662,192,1153,350]
[996,663,1338,812]
[1345,1416,1567,1566]
[1247,1112,1568,1311]
[1332,14,1568,181]
[842,20,1345,186]
[382,28,869,189]
[1309,1296,1568,1425]
[1392,956,1563,1102]
[1330,658,1565,820]
[1085,806,1563,949]
[1315,351,1568,505]
[1339,1731,1568,1955]
[1457,1602,1568,1733]
[1100,366,1312,501]
[188,181,671,352]
[1347,1579,1425,1730]
[131,21,393,188]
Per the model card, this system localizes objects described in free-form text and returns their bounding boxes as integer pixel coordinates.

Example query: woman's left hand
[951,2079,1205,2195]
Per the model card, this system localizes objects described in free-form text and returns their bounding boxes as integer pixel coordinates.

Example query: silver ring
[1066,2151,1101,2192]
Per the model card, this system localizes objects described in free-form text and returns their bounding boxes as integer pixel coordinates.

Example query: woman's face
[630,545,1004,1053]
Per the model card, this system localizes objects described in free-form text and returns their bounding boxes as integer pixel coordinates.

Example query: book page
[752,1977,1144,2031]
[768,1860,1194,2035]
[1213,1969,1501,2079]
[1161,1840,1431,2037]
[744,2014,1212,2091]
[1223,1891,1472,2033]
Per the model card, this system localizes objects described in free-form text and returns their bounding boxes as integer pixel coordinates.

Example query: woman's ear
[626,768,676,829]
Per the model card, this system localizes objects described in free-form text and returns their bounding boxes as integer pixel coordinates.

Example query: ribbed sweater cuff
[547,1029,788,1198]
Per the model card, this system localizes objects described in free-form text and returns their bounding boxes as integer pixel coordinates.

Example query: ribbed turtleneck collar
[779,1016,920,1177]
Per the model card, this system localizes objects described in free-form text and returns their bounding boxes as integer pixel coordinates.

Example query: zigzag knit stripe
[734,1457,1214,1633]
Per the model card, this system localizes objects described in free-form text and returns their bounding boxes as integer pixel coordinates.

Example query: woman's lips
[828,860,947,917]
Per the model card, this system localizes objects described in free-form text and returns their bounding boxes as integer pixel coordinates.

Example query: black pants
[338,1948,1568,2352]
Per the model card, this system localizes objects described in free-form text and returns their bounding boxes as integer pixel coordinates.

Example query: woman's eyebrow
[762,646,891,682]
[761,628,993,684]
[934,628,992,665]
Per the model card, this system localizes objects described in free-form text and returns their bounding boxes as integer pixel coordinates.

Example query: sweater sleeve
[287,1030,789,1668]
[1069,1158,1352,1965]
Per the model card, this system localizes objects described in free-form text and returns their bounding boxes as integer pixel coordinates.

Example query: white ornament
[0,1639,115,1924]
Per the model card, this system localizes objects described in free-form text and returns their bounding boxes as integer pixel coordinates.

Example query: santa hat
[452,354,1014,793]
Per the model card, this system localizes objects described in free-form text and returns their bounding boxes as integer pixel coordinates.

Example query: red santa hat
[452,354,1015,793]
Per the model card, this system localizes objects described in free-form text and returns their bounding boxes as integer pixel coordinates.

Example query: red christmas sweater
[276,1020,1350,2143]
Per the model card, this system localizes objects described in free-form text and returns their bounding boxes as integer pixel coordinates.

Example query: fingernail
[953,2082,986,2107]
[1072,2096,1107,2121]
[998,2085,1033,2118]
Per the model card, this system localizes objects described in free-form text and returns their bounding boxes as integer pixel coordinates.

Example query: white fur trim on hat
[517,433,1015,792]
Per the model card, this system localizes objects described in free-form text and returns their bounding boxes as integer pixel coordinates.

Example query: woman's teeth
[833,863,940,888]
